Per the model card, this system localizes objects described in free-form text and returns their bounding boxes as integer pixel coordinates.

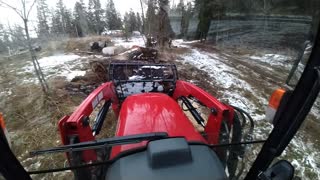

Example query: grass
[1,78,83,179]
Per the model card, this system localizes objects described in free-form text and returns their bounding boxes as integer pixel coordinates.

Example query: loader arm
[58,82,119,162]
[173,80,234,144]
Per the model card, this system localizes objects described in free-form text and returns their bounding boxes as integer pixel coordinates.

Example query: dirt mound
[65,36,112,52]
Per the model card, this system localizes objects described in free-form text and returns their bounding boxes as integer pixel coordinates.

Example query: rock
[90,41,107,52]
[102,46,116,55]
[132,31,141,36]
[91,42,100,51]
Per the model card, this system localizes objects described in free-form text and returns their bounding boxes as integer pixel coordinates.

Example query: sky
[0,0,149,26]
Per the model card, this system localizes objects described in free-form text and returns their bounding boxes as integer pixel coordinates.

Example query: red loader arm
[173,80,234,144]
[58,82,119,162]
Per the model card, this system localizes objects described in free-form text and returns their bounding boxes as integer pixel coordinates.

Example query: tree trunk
[23,19,48,93]
[139,0,145,33]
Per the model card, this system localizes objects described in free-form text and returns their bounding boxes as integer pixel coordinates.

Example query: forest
[0,0,319,55]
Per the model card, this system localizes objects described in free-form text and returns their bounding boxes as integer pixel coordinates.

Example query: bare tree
[0,0,49,94]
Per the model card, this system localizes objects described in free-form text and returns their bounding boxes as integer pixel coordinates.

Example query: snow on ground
[173,39,200,47]
[21,54,86,82]
[285,135,320,179]
[249,54,293,69]
[179,45,267,120]
[112,36,145,49]
[176,40,320,179]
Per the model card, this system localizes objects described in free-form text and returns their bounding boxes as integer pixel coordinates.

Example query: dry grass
[65,36,112,52]
[157,47,191,62]
[1,81,84,179]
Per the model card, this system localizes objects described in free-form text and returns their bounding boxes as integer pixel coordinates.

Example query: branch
[21,0,26,18]
[0,0,24,19]
[27,0,36,19]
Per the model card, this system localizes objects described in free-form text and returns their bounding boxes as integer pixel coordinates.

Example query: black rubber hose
[230,105,255,179]
[227,112,243,179]
[231,106,254,142]
[231,106,254,129]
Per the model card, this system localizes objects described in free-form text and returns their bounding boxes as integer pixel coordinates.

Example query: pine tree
[11,25,26,47]
[136,12,142,32]
[128,9,137,32]
[105,0,122,30]
[87,0,104,34]
[73,0,89,37]
[93,0,104,34]
[64,9,74,35]
[123,12,131,41]
[145,0,157,35]
[158,0,174,47]
[0,24,10,53]
[51,9,63,35]
[87,0,96,33]
[177,0,186,36]
[0,24,7,53]
[195,0,224,42]
[181,2,192,38]
[36,0,50,38]
[56,0,66,34]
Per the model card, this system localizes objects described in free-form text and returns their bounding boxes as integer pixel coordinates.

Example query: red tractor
[30,62,254,179]
[2,46,320,180]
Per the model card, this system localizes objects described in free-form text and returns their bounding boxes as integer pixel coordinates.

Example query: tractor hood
[111,93,205,158]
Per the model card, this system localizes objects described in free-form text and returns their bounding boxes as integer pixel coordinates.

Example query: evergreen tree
[128,9,137,32]
[136,12,142,32]
[56,0,66,34]
[93,0,104,34]
[195,0,224,42]
[158,0,174,47]
[105,0,122,30]
[88,0,104,34]
[145,0,157,35]
[87,0,96,33]
[0,24,8,53]
[73,0,89,37]
[64,9,74,35]
[51,9,63,35]
[181,2,192,38]
[36,0,50,38]
[123,12,131,41]
[177,0,186,36]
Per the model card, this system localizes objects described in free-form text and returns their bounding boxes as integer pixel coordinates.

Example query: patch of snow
[116,82,163,97]
[173,39,200,48]
[30,161,41,169]
[249,54,293,69]
[181,49,253,91]
[283,136,320,179]
[21,54,87,82]
[132,31,141,36]
[128,75,145,80]
[65,71,86,81]
[0,88,12,98]
[141,65,162,69]
[179,48,268,120]
[112,37,145,49]
[36,54,80,69]
[101,29,122,36]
